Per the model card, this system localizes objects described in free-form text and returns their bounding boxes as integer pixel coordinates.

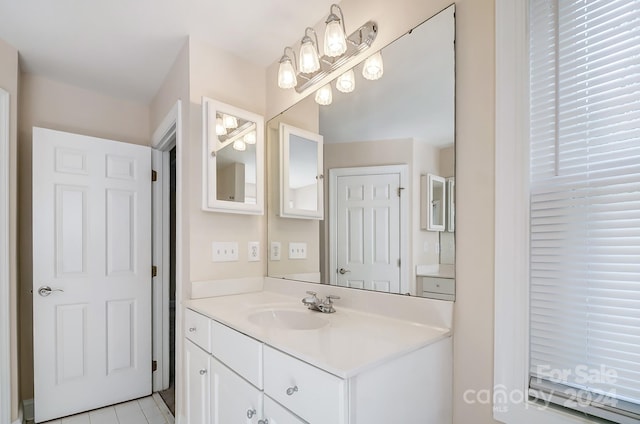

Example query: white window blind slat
[529,0,640,421]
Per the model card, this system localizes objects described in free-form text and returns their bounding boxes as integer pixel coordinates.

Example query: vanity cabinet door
[211,356,263,424]
[263,396,307,424]
[184,340,211,424]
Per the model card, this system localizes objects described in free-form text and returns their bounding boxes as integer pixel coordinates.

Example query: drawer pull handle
[258,420,269,424]
[188,327,196,332]
[286,385,299,396]
[199,369,207,375]
[247,408,256,419]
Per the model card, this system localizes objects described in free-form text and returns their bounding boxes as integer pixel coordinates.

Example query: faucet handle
[326,295,340,300]
[306,291,318,296]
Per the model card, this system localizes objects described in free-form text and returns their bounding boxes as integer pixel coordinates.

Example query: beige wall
[186,38,267,284]
[17,73,151,400]
[265,0,497,422]
[0,36,20,423]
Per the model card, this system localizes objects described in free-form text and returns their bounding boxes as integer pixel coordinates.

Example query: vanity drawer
[185,309,212,352]
[263,395,307,424]
[421,277,455,295]
[211,320,263,389]
[264,346,347,424]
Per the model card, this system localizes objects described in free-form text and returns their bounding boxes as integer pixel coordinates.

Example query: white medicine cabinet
[279,123,324,219]
[421,173,447,231]
[202,97,265,215]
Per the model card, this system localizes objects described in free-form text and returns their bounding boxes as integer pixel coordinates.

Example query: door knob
[338,268,350,275]
[38,286,64,297]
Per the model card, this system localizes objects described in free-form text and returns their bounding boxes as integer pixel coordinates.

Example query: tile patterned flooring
[40,394,174,424]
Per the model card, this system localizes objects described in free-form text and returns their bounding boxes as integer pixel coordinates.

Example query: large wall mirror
[267,5,455,298]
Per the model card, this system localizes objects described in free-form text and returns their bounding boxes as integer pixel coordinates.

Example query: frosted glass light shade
[243,131,257,144]
[299,40,320,73]
[324,19,347,57]
[278,59,297,89]
[222,114,238,129]
[362,51,384,80]
[215,117,227,136]
[233,139,246,151]
[315,84,333,105]
[336,69,356,93]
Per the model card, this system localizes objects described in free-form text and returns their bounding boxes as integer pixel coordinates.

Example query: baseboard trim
[21,399,33,423]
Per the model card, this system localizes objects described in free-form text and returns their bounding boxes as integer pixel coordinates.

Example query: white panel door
[32,127,152,423]
[210,356,262,424]
[335,172,401,293]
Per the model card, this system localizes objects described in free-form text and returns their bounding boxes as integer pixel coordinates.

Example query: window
[528,1,640,423]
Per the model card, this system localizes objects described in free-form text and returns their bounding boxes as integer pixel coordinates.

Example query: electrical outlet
[289,242,307,259]
[423,241,429,253]
[211,242,239,262]
[248,241,260,262]
[270,242,281,261]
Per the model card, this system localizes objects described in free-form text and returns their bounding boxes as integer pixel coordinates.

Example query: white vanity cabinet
[184,305,453,424]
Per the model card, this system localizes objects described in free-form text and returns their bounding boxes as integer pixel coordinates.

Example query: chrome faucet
[302,291,340,313]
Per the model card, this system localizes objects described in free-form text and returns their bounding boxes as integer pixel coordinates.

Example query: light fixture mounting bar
[295,21,377,93]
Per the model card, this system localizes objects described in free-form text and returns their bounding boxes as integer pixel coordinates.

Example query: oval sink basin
[248,309,328,330]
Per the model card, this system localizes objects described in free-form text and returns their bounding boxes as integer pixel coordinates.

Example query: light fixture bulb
[233,139,247,151]
[315,84,333,106]
[362,51,384,80]
[336,69,356,93]
[243,131,257,145]
[324,15,347,57]
[278,57,297,89]
[215,117,227,136]
[222,114,238,129]
[299,28,320,73]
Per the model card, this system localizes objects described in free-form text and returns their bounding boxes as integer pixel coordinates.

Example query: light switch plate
[270,242,281,261]
[288,242,307,259]
[211,242,239,262]
[248,241,260,262]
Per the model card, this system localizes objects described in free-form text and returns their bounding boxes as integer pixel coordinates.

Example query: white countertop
[184,291,451,379]
[416,264,455,279]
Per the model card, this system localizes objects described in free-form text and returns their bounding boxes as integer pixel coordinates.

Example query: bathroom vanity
[183,288,452,424]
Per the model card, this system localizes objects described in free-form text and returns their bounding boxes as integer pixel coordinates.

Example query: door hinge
[397,187,405,197]
[152,265,158,277]
[152,170,158,182]
[152,360,157,372]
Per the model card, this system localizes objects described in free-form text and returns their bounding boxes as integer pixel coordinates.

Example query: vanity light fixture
[315,84,333,105]
[336,69,356,93]
[276,8,377,94]
[233,139,247,151]
[324,4,347,57]
[243,130,257,145]
[362,51,384,80]
[277,47,298,89]
[299,27,321,74]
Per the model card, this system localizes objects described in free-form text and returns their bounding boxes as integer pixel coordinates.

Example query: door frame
[328,165,410,293]
[151,101,181,392]
[0,88,11,424]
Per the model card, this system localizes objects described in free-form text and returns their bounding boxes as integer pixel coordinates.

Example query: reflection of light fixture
[243,131,257,144]
[278,47,298,89]
[215,117,227,136]
[299,27,320,74]
[324,4,347,57]
[233,139,246,151]
[315,84,333,105]
[336,69,355,93]
[222,114,238,129]
[362,51,384,80]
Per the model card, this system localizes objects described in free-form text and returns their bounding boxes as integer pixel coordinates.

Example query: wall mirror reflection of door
[267,5,455,299]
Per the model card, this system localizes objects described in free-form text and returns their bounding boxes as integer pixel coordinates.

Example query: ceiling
[0,0,336,103]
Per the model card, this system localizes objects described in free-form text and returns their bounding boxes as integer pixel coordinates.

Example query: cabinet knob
[199,369,207,375]
[286,385,299,396]
[247,408,256,419]
[188,327,196,332]
[258,420,269,424]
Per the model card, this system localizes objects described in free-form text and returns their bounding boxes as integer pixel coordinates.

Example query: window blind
[528,0,640,422]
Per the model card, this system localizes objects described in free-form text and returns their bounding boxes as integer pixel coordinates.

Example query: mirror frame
[202,96,265,215]
[279,123,324,220]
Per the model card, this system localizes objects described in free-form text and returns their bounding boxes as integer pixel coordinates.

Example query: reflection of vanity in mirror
[267,5,455,299]
[202,97,265,215]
